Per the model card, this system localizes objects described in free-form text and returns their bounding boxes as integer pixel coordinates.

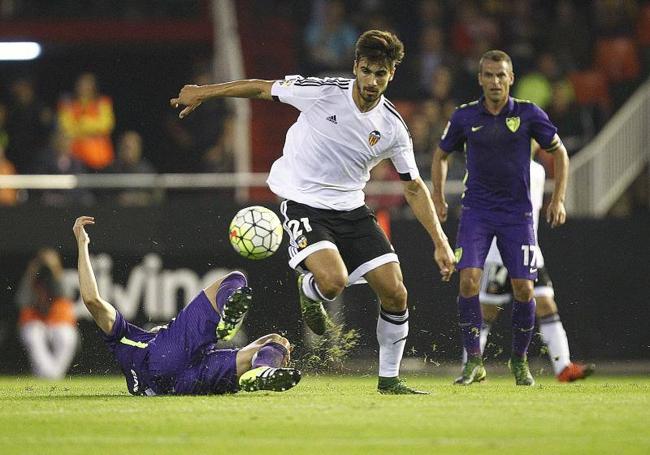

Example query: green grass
[0,375,648,454]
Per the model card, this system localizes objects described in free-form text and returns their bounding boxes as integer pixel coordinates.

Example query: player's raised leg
[237,334,301,392]
[204,271,252,341]
[298,248,348,335]
[365,262,427,395]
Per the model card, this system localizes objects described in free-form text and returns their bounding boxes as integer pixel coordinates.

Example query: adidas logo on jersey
[326,115,337,124]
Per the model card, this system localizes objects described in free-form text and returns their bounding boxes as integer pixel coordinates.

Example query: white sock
[462,322,491,365]
[301,272,334,302]
[376,308,408,377]
[539,314,571,375]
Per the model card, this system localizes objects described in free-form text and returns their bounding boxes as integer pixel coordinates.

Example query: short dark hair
[479,50,513,73]
[355,30,405,68]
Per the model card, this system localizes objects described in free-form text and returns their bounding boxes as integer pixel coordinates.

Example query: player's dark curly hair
[479,50,513,72]
[355,30,405,67]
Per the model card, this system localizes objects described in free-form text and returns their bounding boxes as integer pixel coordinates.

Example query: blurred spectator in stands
[16,248,78,379]
[547,81,594,156]
[35,129,94,206]
[304,0,358,76]
[420,99,447,144]
[513,52,563,110]
[58,72,115,171]
[164,66,232,173]
[409,110,434,178]
[111,130,155,174]
[593,0,638,38]
[109,130,158,206]
[449,1,499,58]
[203,116,235,173]
[415,25,448,96]
[366,159,403,213]
[358,8,393,33]
[0,102,8,150]
[546,0,591,71]
[500,0,542,74]
[423,66,457,109]
[0,141,18,206]
[6,77,53,174]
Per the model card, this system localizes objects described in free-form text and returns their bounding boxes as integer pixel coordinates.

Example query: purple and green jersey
[439,97,561,279]
[439,96,560,214]
[103,273,247,395]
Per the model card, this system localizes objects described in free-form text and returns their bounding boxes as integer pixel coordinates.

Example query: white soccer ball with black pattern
[229,206,283,260]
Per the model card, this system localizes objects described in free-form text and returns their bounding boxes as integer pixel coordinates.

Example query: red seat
[568,70,611,110]
[593,37,641,82]
[391,100,418,123]
[636,4,650,46]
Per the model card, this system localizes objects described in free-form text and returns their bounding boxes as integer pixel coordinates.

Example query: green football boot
[454,356,487,385]
[377,376,429,395]
[297,274,332,336]
[508,355,535,386]
[239,366,302,392]
[216,286,252,341]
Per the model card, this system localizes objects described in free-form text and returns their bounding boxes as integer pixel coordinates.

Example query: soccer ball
[229,206,283,260]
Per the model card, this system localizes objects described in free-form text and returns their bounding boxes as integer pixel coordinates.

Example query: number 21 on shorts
[287,217,312,239]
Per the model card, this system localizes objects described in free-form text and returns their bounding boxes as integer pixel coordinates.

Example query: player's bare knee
[512,283,534,302]
[535,296,557,317]
[379,283,407,312]
[315,272,347,299]
[459,277,480,298]
[266,333,290,350]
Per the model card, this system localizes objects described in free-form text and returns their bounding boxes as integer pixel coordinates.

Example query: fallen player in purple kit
[73,215,301,395]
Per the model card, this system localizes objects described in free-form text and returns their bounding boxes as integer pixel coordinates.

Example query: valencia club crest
[368,130,381,146]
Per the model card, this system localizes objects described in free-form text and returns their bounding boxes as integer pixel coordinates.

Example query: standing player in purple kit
[73,216,301,395]
[431,50,570,386]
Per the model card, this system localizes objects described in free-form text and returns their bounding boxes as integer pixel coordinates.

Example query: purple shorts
[174,346,239,395]
[147,288,240,394]
[455,207,538,280]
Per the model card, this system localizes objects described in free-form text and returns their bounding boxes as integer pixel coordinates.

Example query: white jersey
[267,76,419,211]
[485,160,546,267]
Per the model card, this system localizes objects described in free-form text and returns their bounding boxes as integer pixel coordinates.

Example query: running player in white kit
[462,160,594,382]
[171,30,456,394]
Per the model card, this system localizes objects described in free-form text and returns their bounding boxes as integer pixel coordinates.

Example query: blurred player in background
[171,30,456,394]
[73,216,300,395]
[461,159,594,382]
[432,50,570,386]
[16,248,78,379]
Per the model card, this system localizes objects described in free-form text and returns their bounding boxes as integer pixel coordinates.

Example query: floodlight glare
[0,42,42,61]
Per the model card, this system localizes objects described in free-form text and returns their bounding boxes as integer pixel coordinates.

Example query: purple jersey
[439,96,560,214]
[103,311,157,395]
[103,273,247,395]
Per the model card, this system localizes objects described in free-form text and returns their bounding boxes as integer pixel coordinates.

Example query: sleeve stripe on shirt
[294,78,350,89]
[383,102,411,137]
[398,172,415,181]
[544,137,562,152]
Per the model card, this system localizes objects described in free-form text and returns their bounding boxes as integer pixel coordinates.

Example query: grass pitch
[0,374,648,455]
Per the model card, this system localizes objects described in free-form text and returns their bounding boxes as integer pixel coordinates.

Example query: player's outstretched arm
[547,143,569,228]
[170,79,275,119]
[73,216,116,335]
[402,177,456,281]
[431,146,450,222]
